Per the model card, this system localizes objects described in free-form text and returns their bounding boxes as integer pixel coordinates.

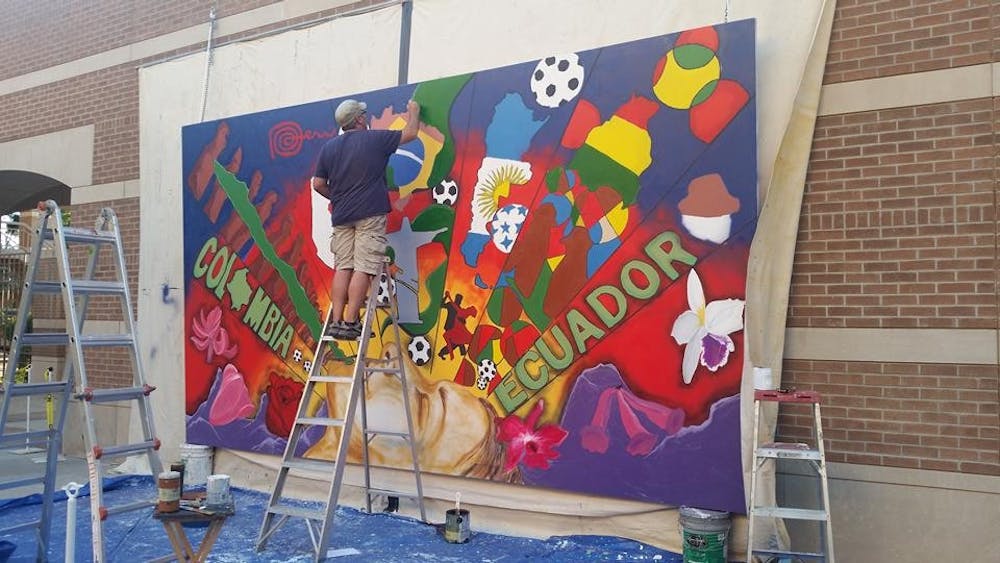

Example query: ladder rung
[752,506,829,521]
[0,475,46,491]
[751,548,827,560]
[80,334,134,347]
[283,457,337,473]
[267,504,327,521]
[312,375,355,384]
[363,366,401,375]
[94,440,159,459]
[364,487,419,500]
[34,279,126,296]
[18,332,70,346]
[0,430,52,449]
[364,430,410,439]
[43,226,117,245]
[296,417,345,428]
[756,443,822,460]
[80,385,155,403]
[103,499,155,518]
[0,519,41,535]
[3,381,70,397]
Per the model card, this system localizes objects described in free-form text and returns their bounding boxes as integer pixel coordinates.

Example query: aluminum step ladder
[748,389,835,562]
[0,200,164,562]
[256,257,426,562]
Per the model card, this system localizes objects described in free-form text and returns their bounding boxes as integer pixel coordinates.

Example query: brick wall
[825,0,995,84]
[0,0,279,81]
[790,1,1000,477]
[780,360,999,475]
[790,98,997,329]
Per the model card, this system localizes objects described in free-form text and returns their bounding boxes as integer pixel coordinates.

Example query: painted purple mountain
[523,364,745,513]
[187,366,324,456]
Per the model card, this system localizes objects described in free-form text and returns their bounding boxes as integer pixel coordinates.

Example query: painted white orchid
[670,269,745,384]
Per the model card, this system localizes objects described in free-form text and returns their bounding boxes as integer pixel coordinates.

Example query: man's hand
[312,176,331,199]
[400,100,422,144]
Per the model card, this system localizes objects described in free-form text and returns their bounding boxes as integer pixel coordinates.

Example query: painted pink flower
[190,305,238,363]
[208,364,256,425]
[497,399,568,473]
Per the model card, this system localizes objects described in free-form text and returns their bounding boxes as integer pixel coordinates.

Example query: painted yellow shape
[653,50,720,110]
[389,116,444,198]
[607,202,629,234]
[547,255,564,270]
[585,116,653,175]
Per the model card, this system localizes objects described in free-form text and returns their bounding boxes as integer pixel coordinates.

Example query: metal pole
[397,0,412,85]
[63,482,82,563]
[199,6,218,122]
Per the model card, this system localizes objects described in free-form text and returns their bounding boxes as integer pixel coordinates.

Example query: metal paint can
[679,506,730,563]
[206,474,232,508]
[169,461,186,493]
[444,508,470,543]
[157,471,181,513]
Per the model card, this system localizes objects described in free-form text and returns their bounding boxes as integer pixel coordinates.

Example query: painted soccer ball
[490,203,528,253]
[292,349,303,363]
[530,54,585,108]
[303,360,312,373]
[432,178,459,206]
[377,272,395,306]
[477,358,498,382]
[407,336,431,366]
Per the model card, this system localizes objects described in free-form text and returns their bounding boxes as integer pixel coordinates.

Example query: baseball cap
[335,99,367,127]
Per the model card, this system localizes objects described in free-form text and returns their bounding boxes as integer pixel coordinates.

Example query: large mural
[182,19,756,512]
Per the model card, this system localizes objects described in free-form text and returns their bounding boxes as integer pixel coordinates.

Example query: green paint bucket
[679,506,730,563]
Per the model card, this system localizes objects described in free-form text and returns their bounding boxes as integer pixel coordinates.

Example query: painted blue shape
[484,93,548,160]
[542,194,572,224]
[475,274,489,289]
[587,239,620,276]
[389,138,425,186]
[460,232,490,267]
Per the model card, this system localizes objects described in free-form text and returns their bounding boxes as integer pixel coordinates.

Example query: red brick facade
[2,1,998,475]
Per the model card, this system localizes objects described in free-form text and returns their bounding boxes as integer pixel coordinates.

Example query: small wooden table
[151,499,234,562]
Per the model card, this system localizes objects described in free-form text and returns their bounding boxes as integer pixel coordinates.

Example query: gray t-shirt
[314,129,402,226]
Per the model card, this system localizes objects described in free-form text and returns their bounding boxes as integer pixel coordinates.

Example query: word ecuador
[494,230,696,413]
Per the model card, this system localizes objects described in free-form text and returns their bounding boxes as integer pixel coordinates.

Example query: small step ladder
[256,258,426,562]
[748,389,834,562]
[0,200,164,562]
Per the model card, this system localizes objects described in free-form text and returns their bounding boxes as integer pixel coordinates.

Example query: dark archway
[0,170,71,215]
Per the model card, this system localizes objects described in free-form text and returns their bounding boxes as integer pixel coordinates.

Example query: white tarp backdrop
[138,0,833,555]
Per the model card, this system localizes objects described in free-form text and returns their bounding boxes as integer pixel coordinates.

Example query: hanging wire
[724,0,730,22]
[199,4,218,122]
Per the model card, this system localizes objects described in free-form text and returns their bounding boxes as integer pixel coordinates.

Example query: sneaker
[339,320,363,340]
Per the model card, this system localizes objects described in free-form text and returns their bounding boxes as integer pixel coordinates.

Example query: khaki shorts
[330,215,387,275]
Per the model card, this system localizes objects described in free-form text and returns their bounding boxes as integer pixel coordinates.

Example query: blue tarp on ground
[0,476,682,562]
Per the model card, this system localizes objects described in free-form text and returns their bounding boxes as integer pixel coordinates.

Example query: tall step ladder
[0,200,164,562]
[257,258,426,562]
[748,389,834,562]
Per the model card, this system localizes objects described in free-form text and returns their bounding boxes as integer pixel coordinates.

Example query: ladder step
[0,475,46,491]
[296,417,345,428]
[364,430,411,439]
[16,333,134,347]
[80,385,155,403]
[756,443,822,460]
[34,279,127,296]
[283,457,337,473]
[0,519,41,535]
[751,548,827,560]
[3,380,70,398]
[103,499,155,518]
[363,366,402,375]
[43,226,117,245]
[751,506,829,521]
[312,375,355,384]
[267,503,327,522]
[94,440,159,459]
[0,430,52,449]
[80,334,134,347]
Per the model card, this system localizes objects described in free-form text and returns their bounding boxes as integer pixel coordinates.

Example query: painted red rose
[264,372,303,437]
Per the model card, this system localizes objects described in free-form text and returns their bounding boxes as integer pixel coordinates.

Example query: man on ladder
[312,97,422,340]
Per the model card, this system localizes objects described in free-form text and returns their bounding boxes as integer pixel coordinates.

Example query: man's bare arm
[312,176,330,199]
[400,100,421,144]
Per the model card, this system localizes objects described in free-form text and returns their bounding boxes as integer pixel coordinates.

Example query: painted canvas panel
[182,19,757,512]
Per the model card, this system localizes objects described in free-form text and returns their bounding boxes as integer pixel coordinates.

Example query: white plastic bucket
[179,443,213,486]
